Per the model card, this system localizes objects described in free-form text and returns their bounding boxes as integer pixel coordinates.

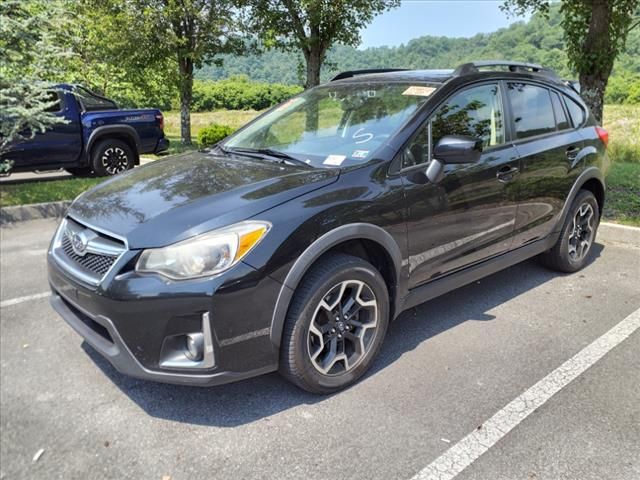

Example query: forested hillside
[198,6,640,92]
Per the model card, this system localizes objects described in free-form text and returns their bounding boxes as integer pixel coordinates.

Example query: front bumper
[48,251,282,387]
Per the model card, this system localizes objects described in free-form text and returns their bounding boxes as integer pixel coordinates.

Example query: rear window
[550,92,570,130]
[73,86,117,111]
[507,83,556,140]
[565,97,586,127]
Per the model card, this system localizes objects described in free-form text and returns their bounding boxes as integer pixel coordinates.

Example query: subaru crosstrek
[48,61,609,394]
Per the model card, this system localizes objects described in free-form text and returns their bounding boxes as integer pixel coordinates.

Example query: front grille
[61,233,117,276]
[53,217,126,285]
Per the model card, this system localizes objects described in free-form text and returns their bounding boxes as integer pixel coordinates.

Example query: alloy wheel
[568,202,595,261]
[307,280,378,376]
[101,147,129,175]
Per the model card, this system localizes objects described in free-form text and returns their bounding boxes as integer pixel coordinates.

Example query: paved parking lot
[1,218,639,480]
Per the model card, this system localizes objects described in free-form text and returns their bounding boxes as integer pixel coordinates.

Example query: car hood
[69,152,339,248]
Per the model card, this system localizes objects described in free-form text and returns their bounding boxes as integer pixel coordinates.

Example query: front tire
[539,190,600,273]
[279,253,389,394]
[91,139,134,176]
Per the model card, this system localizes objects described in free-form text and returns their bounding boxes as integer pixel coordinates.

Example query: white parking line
[411,306,640,480]
[0,292,50,308]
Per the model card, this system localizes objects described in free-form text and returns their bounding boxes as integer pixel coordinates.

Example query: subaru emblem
[71,231,89,256]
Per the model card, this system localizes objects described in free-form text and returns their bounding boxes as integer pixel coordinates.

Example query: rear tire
[91,139,134,176]
[279,253,389,394]
[539,190,599,273]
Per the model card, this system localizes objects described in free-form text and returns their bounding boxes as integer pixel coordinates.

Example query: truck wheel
[539,190,600,273]
[91,139,134,176]
[279,253,389,394]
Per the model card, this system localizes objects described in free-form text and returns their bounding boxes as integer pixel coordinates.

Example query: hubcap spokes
[101,147,128,175]
[568,203,595,261]
[308,280,378,376]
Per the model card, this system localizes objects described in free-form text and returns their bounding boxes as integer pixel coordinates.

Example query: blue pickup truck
[3,84,169,176]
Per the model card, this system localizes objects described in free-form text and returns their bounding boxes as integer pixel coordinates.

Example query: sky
[360,0,530,49]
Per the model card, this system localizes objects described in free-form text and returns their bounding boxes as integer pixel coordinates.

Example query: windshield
[224,82,438,168]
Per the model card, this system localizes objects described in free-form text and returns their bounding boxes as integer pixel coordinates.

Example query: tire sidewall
[92,139,134,176]
[288,263,389,393]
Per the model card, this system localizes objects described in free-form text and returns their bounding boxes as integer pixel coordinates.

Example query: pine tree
[0,0,73,172]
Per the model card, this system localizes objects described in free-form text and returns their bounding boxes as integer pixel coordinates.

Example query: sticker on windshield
[323,154,346,166]
[352,150,369,159]
[402,86,436,97]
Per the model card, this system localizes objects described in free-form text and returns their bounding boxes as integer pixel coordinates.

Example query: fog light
[159,312,214,369]
[184,333,204,362]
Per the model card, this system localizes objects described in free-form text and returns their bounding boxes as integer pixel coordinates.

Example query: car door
[8,90,82,169]
[400,82,520,288]
[506,83,586,248]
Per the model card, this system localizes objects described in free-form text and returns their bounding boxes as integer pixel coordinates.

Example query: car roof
[328,66,580,102]
[328,61,577,92]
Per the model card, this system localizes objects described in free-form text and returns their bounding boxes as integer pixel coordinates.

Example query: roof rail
[564,80,581,94]
[331,68,409,81]
[453,61,559,79]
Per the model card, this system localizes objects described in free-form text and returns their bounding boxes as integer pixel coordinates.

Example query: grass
[1,106,638,225]
[602,105,640,226]
[602,162,640,226]
[143,110,263,158]
[0,177,103,207]
[603,104,640,164]
[163,110,262,136]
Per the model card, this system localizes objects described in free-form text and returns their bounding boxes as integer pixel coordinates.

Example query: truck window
[73,86,117,111]
[44,91,63,113]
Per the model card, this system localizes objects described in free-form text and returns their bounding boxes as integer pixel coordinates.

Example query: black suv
[48,61,609,394]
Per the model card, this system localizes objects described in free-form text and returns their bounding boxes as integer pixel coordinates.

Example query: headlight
[136,221,270,280]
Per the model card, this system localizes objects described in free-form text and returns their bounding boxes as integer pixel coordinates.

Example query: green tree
[63,1,177,110]
[501,0,640,123]
[0,0,73,172]
[247,0,400,89]
[85,0,244,145]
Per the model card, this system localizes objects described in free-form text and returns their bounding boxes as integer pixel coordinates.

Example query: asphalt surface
[1,218,639,480]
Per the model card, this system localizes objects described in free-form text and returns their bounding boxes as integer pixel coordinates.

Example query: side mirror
[426,135,483,183]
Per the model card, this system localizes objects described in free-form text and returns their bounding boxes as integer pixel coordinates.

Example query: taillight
[156,113,164,131]
[595,126,608,148]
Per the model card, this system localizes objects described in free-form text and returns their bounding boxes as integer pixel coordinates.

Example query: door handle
[566,146,580,160]
[496,166,519,183]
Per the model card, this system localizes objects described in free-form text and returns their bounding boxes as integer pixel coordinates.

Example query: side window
[550,92,570,130]
[507,83,556,139]
[565,97,586,127]
[44,91,63,113]
[402,83,504,169]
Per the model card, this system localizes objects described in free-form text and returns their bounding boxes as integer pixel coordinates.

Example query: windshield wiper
[224,147,313,169]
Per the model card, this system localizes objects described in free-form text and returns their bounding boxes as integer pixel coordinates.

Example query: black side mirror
[426,135,483,183]
[434,135,483,164]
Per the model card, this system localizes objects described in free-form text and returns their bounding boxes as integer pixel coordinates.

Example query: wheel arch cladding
[555,166,605,233]
[269,223,403,348]
[580,177,605,219]
[88,126,141,164]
